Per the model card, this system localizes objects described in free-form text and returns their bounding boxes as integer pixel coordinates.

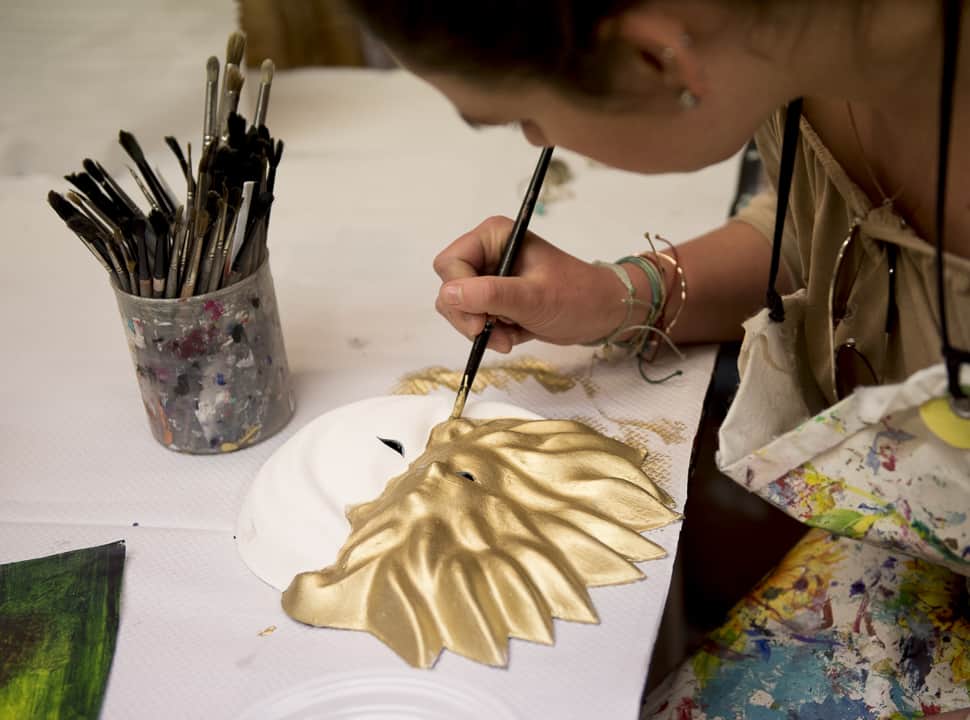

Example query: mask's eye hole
[378,438,404,456]
[455,471,476,483]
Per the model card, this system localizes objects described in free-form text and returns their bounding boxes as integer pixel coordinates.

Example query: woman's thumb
[440,276,543,326]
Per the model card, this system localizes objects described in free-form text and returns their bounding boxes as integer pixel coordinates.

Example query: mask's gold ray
[283,417,679,668]
[484,554,555,645]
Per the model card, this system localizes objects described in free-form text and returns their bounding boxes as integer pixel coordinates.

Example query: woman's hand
[433,216,631,353]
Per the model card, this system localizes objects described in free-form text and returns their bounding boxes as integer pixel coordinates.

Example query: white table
[1,6,740,718]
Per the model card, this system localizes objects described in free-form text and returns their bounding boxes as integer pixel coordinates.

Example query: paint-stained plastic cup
[113,260,294,454]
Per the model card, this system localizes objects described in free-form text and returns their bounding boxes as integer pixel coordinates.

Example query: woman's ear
[611,6,707,108]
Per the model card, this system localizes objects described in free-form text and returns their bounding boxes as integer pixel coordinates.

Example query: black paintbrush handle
[451,147,554,419]
[495,146,554,277]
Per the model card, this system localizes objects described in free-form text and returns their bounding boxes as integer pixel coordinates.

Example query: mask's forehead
[237,394,540,591]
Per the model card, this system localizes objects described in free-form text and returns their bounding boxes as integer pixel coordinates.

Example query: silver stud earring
[679,89,699,110]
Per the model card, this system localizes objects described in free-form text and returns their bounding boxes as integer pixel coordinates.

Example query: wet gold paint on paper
[600,416,689,448]
[282,417,680,669]
[393,357,579,397]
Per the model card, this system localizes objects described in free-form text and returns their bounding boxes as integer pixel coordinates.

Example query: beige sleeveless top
[733,109,970,406]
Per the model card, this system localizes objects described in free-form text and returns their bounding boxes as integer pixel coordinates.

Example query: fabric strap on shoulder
[765,98,803,323]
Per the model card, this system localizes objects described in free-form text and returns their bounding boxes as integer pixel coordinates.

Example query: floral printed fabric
[644,529,970,719]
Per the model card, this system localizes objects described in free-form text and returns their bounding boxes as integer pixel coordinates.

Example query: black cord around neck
[765,98,803,323]
[936,0,969,402]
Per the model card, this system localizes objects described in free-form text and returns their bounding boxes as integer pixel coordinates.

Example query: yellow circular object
[919,396,970,449]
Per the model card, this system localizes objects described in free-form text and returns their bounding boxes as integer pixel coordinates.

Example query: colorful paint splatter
[721,365,970,578]
[0,541,126,718]
[645,529,970,719]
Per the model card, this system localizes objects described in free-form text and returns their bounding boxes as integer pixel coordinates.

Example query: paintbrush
[450,146,554,420]
[226,31,246,74]
[254,60,275,128]
[203,56,220,149]
[65,191,132,293]
[149,210,170,297]
[232,191,273,278]
[48,192,124,288]
[227,181,254,277]
[216,33,246,139]
[132,219,152,297]
[164,137,190,182]
[155,166,180,216]
[256,140,284,266]
[180,208,211,298]
[166,208,188,298]
[92,160,145,221]
[64,172,121,225]
[219,65,244,141]
[195,191,223,294]
[119,130,176,217]
[81,160,133,222]
[49,32,286,299]
[203,195,230,293]
[66,216,117,280]
[126,164,162,215]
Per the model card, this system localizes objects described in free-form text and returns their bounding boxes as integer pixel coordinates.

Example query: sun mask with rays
[281,416,679,669]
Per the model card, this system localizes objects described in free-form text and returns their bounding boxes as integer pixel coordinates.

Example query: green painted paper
[0,541,126,719]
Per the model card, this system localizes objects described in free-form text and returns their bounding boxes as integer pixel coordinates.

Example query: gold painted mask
[282,417,679,668]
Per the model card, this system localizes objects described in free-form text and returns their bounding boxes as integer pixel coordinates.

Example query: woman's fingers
[439,276,545,328]
[433,216,516,282]
[488,323,535,353]
[433,297,534,353]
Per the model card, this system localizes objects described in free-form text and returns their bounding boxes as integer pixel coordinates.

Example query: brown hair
[343,1,644,97]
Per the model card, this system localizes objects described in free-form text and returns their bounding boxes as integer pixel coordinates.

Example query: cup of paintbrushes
[48,32,294,452]
[113,256,294,453]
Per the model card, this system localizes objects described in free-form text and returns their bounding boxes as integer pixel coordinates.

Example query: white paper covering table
[1,8,741,717]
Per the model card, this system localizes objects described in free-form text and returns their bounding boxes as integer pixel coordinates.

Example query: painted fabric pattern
[718,295,970,577]
[0,541,126,719]
[645,529,970,719]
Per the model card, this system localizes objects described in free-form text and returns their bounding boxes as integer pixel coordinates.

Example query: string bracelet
[586,232,688,384]
[585,261,647,349]
[583,257,662,357]
[638,233,688,363]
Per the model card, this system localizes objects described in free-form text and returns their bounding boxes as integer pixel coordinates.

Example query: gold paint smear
[606,417,688,447]
[393,357,579,397]
[282,417,679,669]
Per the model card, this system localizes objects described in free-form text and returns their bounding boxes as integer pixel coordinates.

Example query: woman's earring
[678,89,699,110]
[661,34,698,110]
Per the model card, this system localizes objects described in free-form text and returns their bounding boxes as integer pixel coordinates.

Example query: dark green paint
[0,541,126,719]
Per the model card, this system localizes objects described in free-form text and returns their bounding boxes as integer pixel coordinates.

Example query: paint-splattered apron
[641,290,970,719]
[646,21,970,714]
[717,292,970,576]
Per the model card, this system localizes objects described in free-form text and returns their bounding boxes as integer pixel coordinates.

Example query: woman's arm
[434,216,791,352]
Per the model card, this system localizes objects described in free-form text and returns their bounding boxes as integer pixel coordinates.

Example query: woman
[344,1,970,717]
